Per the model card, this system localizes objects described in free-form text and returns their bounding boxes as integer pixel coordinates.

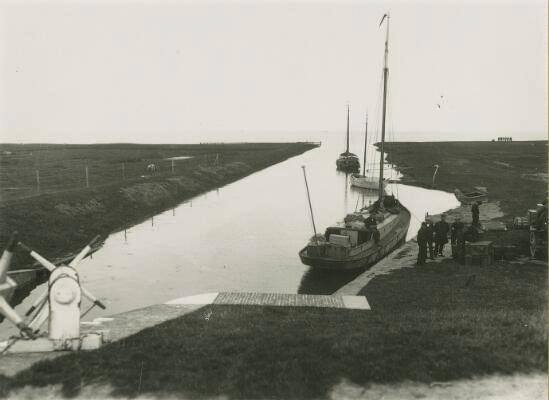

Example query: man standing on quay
[425,217,436,259]
[417,222,428,265]
[450,216,465,258]
[472,201,480,226]
[434,214,450,256]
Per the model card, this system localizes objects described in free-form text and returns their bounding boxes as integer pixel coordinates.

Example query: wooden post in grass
[122,163,125,180]
[35,170,40,193]
[85,166,89,188]
[432,164,439,186]
[171,159,175,174]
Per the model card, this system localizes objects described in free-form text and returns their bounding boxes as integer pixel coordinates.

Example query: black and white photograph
[0,0,547,399]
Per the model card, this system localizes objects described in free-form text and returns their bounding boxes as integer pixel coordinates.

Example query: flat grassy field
[0,142,318,271]
[0,143,318,202]
[381,141,548,220]
[0,258,545,399]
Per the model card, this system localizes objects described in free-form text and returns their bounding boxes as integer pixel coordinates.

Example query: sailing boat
[299,13,410,270]
[335,105,360,172]
[350,114,388,190]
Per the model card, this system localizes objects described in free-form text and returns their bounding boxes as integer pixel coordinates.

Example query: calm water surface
[1,134,459,334]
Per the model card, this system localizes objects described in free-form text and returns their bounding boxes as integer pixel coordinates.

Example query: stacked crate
[465,241,494,267]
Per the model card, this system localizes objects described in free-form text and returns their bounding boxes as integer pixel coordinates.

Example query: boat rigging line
[301,166,318,243]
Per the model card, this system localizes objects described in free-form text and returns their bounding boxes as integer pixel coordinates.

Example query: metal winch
[0,232,106,353]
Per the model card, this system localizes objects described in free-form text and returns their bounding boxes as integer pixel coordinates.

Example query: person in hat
[434,214,450,256]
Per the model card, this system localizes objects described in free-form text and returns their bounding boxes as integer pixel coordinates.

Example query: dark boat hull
[299,207,411,270]
[336,159,360,173]
[336,152,360,173]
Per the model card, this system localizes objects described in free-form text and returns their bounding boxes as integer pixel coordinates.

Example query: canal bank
[0,142,319,274]
[335,200,506,296]
[0,275,546,400]
[1,134,460,336]
[381,140,548,221]
[337,139,548,295]
[0,140,546,399]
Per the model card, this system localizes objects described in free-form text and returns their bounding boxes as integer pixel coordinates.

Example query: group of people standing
[416,201,482,265]
[417,214,450,265]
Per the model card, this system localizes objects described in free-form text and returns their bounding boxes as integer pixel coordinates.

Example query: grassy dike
[380,140,548,220]
[0,142,318,271]
[0,141,546,399]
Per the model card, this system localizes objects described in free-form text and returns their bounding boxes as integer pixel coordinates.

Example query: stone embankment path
[336,200,505,296]
[335,240,418,296]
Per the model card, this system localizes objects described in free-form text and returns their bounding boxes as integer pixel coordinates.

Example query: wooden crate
[465,241,494,267]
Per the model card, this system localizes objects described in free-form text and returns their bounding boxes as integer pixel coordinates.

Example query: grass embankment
[381,141,548,220]
[0,141,545,398]
[0,142,317,271]
[0,258,545,398]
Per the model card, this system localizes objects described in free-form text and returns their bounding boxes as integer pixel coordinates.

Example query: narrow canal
[1,134,459,334]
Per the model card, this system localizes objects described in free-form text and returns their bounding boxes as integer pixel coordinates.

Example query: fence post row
[3,157,198,200]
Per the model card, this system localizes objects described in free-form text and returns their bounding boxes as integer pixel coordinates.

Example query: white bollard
[48,265,82,340]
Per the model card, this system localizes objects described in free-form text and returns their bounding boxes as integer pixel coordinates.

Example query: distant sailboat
[336,105,360,172]
[350,114,388,190]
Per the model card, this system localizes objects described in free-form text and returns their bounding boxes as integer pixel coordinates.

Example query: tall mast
[346,104,350,153]
[378,13,390,201]
[362,113,368,176]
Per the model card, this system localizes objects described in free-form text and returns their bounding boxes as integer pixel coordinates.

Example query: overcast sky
[0,0,547,143]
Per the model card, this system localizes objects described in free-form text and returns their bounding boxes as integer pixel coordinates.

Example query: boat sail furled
[300,13,410,271]
[350,114,388,190]
[336,105,360,172]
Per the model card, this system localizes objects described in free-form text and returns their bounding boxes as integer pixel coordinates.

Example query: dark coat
[451,221,465,242]
[434,220,450,243]
[472,203,480,217]
[417,226,429,246]
[425,223,435,243]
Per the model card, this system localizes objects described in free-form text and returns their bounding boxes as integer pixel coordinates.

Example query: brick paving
[214,292,348,308]
[166,292,369,309]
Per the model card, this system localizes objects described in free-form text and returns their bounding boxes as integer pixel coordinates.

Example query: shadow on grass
[0,259,546,399]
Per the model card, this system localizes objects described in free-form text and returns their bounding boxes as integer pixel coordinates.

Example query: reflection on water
[298,268,365,295]
[1,134,459,335]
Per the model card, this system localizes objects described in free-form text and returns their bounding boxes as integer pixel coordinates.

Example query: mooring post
[35,170,40,193]
[122,163,125,180]
[85,166,89,188]
[432,164,439,186]
[171,159,175,174]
